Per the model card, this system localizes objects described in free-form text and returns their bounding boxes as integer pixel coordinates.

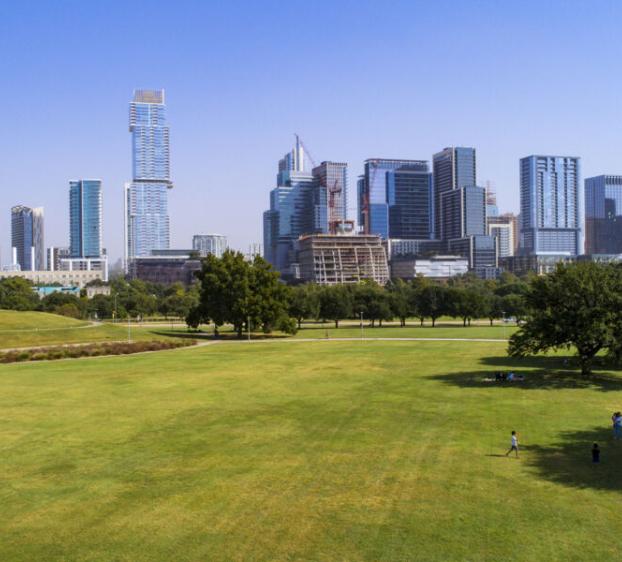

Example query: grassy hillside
[0,310,89,331]
[1,340,621,561]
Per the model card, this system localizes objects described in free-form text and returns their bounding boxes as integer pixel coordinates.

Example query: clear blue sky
[1,0,621,264]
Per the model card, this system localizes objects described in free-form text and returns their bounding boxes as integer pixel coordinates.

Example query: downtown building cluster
[3,90,229,289]
[263,141,619,284]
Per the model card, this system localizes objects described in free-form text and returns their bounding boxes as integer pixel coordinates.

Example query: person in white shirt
[506,431,519,457]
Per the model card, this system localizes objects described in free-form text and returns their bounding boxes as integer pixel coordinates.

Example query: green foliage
[319,285,353,328]
[289,284,320,328]
[0,277,39,311]
[189,250,294,336]
[509,262,622,375]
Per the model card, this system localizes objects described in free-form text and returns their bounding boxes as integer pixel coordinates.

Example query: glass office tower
[263,139,315,274]
[70,179,102,258]
[585,175,622,255]
[432,147,476,240]
[125,89,172,266]
[358,159,433,239]
[11,205,44,271]
[263,139,348,277]
[441,185,486,240]
[519,155,583,256]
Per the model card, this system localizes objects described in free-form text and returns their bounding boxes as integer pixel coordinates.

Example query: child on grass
[505,431,519,458]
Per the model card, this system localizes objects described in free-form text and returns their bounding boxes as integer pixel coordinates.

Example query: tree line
[185,250,529,333]
[0,276,198,321]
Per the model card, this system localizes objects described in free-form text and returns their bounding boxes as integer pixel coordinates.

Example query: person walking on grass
[506,431,519,458]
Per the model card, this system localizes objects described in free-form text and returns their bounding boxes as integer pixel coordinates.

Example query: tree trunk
[401,317,406,327]
[335,319,339,329]
[580,355,593,377]
[463,318,467,327]
[490,318,493,326]
[432,317,436,327]
[420,318,424,327]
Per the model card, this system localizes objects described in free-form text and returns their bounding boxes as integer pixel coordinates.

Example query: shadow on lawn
[430,364,622,392]
[150,330,289,341]
[524,426,622,492]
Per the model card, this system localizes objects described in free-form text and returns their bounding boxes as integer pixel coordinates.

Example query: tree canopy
[509,262,622,376]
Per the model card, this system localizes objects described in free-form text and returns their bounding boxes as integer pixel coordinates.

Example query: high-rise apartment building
[358,159,433,239]
[125,89,172,267]
[519,155,583,256]
[192,234,228,258]
[312,161,348,234]
[11,205,44,271]
[432,147,476,240]
[585,175,622,255]
[46,246,70,271]
[70,179,102,258]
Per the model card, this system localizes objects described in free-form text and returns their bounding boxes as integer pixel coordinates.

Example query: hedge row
[0,339,195,364]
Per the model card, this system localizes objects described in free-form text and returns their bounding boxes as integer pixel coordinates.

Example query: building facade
[70,179,102,259]
[391,255,469,280]
[585,175,622,255]
[46,246,70,271]
[263,139,348,278]
[125,89,172,267]
[487,213,517,258]
[432,147,476,240]
[440,185,486,240]
[192,234,228,257]
[11,205,44,271]
[297,234,389,285]
[519,155,583,256]
[358,159,433,240]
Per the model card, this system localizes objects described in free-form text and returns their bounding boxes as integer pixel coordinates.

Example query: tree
[351,282,392,327]
[289,284,320,329]
[509,262,621,376]
[387,279,412,327]
[446,287,483,327]
[319,285,353,328]
[486,294,505,326]
[417,284,447,327]
[188,251,294,337]
[0,277,39,311]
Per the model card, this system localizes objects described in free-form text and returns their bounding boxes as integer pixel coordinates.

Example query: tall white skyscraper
[124,89,172,268]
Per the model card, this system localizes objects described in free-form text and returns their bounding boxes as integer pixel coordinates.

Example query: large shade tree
[509,262,622,376]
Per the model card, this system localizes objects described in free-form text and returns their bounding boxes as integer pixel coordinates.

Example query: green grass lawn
[0,310,90,331]
[1,339,621,561]
[0,310,189,349]
[292,323,517,340]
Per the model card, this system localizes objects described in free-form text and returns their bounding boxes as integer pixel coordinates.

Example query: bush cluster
[0,339,194,364]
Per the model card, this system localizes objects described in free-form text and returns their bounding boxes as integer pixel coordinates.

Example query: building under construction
[297,234,390,285]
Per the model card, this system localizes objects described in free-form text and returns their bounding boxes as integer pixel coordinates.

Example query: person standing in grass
[613,413,622,440]
[592,443,600,463]
[505,431,519,457]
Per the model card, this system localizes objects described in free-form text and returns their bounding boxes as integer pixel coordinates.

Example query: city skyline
[1,1,621,264]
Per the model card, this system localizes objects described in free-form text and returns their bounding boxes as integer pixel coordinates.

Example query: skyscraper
[263,139,315,273]
[440,185,486,240]
[70,179,102,258]
[432,147,476,240]
[125,89,172,267]
[11,205,44,271]
[358,159,433,240]
[263,139,348,277]
[585,175,622,255]
[519,155,583,256]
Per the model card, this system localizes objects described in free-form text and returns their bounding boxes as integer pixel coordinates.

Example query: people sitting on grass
[487,372,525,383]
